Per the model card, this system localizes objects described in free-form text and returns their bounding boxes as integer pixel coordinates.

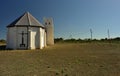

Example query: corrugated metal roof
[7,12,44,28]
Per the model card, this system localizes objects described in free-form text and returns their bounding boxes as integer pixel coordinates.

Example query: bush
[0,39,6,43]
[54,38,64,43]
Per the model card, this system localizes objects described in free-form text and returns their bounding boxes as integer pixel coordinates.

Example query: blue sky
[0,0,120,39]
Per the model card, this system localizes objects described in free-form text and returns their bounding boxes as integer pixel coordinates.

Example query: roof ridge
[27,12,31,25]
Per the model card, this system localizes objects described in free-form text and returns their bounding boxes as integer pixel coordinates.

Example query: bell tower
[44,18,54,45]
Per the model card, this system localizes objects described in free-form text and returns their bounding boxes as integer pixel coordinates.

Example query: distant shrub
[64,39,77,43]
[54,37,120,43]
[0,39,6,43]
[54,38,64,43]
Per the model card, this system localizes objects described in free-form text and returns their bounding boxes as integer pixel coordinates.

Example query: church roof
[7,12,44,28]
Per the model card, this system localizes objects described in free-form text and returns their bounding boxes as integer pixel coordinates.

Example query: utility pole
[90,29,92,40]
[107,29,110,39]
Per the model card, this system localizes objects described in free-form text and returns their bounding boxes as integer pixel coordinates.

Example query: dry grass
[0,43,120,76]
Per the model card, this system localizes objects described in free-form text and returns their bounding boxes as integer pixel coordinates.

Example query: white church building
[6,12,54,50]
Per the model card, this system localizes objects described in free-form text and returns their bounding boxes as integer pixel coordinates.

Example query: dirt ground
[0,43,120,76]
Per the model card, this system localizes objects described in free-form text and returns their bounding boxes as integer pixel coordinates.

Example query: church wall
[6,27,16,49]
[29,27,45,49]
[43,28,46,47]
[16,27,28,49]
[28,28,31,49]
[7,27,46,50]
[30,27,40,49]
[44,31,47,47]
[40,28,45,49]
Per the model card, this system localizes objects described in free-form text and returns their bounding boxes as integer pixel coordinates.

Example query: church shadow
[0,45,6,50]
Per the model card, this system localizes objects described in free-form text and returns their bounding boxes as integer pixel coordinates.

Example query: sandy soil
[0,43,120,76]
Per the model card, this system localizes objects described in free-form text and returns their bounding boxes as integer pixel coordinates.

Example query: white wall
[29,27,45,49]
[30,27,46,49]
[7,27,28,49]
[29,27,38,49]
[6,27,16,49]
[16,27,28,49]
[7,26,46,50]
[40,28,45,49]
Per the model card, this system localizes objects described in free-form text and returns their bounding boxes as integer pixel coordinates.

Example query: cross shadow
[0,45,6,50]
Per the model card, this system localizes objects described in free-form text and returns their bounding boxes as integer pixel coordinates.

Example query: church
[6,12,54,50]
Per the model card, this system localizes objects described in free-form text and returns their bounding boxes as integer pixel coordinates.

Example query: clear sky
[0,0,120,39]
